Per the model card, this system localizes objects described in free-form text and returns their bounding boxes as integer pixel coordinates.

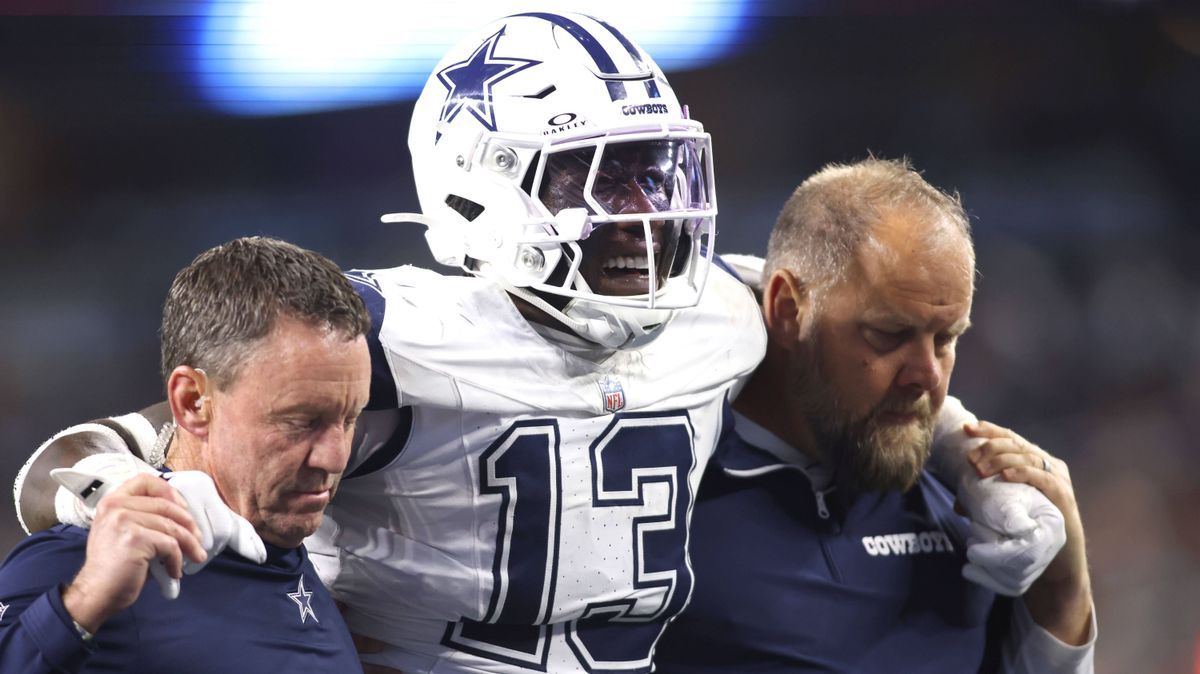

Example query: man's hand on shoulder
[61,475,207,634]
[164,471,267,571]
[932,398,1068,597]
[965,421,1093,646]
[54,453,268,598]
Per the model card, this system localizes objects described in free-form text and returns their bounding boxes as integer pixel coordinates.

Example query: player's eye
[639,170,664,194]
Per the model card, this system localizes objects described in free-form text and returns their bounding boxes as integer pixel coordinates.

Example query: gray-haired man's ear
[761,269,812,349]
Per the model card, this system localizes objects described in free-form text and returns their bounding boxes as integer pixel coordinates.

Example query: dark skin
[19,401,172,532]
[538,141,680,297]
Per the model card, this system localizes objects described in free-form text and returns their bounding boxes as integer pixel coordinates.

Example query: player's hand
[61,474,207,634]
[956,470,1066,596]
[960,509,1064,598]
[965,421,1093,643]
[964,421,1084,585]
[54,452,160,528]
[164,471,267,570]
[55,455,267,573]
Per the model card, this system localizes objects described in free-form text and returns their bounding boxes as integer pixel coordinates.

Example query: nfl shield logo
[597,375,626,414]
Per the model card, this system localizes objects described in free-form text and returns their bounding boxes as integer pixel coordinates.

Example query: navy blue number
[444,421,562,670]
[566,412,695,673]
[445,413,694,673]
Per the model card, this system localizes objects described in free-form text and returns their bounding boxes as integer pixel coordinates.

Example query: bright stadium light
[195,0,756,115]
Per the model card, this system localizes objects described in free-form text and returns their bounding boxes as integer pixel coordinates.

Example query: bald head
[764,157,974,306]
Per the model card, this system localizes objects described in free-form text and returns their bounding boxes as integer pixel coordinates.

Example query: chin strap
[499,281,634,349]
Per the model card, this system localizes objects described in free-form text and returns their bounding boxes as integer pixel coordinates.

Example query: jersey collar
[719,412,835,491]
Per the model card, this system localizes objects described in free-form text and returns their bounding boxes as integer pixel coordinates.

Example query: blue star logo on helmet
[436,27,540,137]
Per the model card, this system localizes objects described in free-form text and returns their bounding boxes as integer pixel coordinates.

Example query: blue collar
[719,412,835,491]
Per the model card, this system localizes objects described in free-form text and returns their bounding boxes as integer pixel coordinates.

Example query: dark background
[2,4,1197,672]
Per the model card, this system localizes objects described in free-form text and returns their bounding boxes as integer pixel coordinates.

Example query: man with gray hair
[655,158,1095,673]
[0,237,370,672]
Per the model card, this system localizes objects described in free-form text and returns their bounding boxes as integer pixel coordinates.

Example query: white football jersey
[307,264,765,674]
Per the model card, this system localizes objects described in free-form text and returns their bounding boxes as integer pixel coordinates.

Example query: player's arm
[15,404,168,533]
[15,404,267,580]
[713,253,765,303]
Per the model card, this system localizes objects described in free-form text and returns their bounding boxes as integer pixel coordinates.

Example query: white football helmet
[384,11,716,348]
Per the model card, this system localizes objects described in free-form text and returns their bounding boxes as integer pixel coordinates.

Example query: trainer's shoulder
[4,524,88,557]
[0,525,87,591]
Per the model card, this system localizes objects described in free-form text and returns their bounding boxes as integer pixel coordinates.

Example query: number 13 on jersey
[444,411,698,673]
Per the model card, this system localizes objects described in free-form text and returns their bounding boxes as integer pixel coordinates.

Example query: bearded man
[654,158,1095,674]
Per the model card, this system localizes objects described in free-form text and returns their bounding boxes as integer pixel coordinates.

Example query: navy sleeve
[345,269,400,411]
[0,526,95,673]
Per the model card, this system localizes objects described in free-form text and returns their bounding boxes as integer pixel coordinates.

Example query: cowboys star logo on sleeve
[0,601,9,623]
[435,26,540,137]
[345,269,384,297]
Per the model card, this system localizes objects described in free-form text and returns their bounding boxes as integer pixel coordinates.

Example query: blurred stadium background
[1,1,1197,671]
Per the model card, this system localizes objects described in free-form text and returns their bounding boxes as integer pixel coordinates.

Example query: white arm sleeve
[1002,597,1097,674]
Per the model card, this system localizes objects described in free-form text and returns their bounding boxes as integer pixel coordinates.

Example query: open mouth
[592,255,653,295]
[580,230,666,294]
[603,256,650,273]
